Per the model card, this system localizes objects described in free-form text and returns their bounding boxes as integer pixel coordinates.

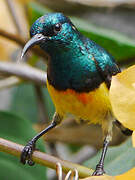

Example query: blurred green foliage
[10,84,38,123]
[0,111,46,179]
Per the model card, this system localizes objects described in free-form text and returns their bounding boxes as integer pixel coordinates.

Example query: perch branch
[0,138,93,178]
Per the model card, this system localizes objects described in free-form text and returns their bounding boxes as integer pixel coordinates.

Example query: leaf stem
[0,138,93,178]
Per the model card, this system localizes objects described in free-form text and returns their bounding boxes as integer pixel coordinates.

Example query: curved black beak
[21,34,47,59]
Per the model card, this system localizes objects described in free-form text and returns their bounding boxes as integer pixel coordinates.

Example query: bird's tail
[114,120,132,136]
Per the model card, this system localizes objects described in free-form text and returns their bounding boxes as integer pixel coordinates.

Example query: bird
[20,12,132,176]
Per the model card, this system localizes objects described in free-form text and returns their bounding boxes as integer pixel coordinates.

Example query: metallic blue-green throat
[30,13,120,92]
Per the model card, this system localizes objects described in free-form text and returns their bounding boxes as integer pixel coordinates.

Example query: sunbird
[20,13,131,175]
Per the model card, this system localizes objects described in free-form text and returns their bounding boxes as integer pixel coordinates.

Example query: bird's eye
[54,23,62,33]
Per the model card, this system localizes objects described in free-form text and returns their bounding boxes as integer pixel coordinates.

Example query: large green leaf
[0,111,47,180]
[27,2,135,63]
[84,138,135,176]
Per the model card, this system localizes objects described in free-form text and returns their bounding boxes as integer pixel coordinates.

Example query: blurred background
[0,0,135,179]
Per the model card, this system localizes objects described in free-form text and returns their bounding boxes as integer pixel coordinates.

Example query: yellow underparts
[47,80,113,127]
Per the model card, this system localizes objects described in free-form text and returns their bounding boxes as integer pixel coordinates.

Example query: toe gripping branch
[20,121,57,165]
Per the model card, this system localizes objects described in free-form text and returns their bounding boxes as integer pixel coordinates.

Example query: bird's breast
[47,80,112,124]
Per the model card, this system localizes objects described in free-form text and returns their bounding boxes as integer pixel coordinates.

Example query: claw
[92,164,105,176]
[20,140,35,165]
[28,159,35,166]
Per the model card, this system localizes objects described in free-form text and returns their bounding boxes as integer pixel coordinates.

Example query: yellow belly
[47,80,112,125]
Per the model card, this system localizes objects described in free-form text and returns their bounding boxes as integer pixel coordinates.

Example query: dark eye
[54,23,62,33]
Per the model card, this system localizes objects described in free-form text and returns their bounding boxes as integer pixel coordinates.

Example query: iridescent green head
[21,13,79,57]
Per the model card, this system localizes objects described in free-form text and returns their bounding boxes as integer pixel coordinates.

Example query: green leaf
[27,2,135,62]
[10,84,38,123]
[83,138,135,175]
[0,111,47,180]
[10,84,55,123]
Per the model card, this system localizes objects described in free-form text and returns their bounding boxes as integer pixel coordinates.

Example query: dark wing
[93,54,120,89]
[86,39,121,89]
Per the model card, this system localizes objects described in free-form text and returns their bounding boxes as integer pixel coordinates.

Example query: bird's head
[21,13,79,58]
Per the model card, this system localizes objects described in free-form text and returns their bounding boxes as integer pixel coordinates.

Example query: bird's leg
[20,112,62,165]
[92,137,110,176]
[92,118,112,176]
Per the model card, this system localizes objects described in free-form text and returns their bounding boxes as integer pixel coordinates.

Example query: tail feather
[114,120,132,136]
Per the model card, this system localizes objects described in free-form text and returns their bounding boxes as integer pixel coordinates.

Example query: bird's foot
[92,164,105,176]
[20,140,36,166]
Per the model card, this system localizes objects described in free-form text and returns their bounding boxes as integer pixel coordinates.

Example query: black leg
[20,113,62,165]
[92,138,109,176]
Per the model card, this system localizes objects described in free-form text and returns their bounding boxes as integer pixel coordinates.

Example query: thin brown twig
[0,29,25,46]
[0,138,93,178]
[0,29,48,60]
